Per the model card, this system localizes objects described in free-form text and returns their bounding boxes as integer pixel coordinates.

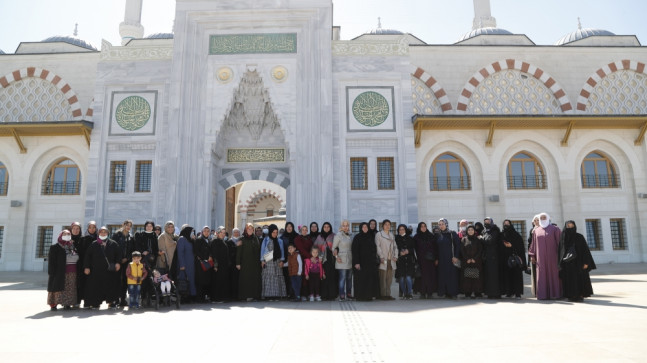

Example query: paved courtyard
[1,263,646,362]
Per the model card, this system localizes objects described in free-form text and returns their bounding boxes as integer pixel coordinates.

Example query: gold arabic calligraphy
[352,91,390,127]
[209,33,297,55]
[115,96,151,131]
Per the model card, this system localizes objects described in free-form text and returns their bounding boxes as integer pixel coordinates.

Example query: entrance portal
[224,180,287,232]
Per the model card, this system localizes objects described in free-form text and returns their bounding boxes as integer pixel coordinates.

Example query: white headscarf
[538,213,550,229]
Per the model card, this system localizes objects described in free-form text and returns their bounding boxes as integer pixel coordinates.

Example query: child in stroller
[152,269,172,306]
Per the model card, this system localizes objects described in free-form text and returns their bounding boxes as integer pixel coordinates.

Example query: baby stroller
[146,255,180,310]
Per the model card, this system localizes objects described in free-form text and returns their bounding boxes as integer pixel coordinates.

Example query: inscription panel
[210,33,297,55]
[227,148,285,163]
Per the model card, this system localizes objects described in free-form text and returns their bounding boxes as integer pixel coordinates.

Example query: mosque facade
[1,0,646,271]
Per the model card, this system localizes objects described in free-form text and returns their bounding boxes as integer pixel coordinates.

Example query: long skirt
[261,260,286,298]
[47,272,77,306]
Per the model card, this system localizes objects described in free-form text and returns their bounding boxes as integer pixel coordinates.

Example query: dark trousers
[309,273,321,297]
[290,275,302,298]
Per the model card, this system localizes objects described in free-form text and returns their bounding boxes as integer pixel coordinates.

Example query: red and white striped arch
[456,59,573,113]
[576,59,646,112]
[0,67,83,120]
[411,65,453,112]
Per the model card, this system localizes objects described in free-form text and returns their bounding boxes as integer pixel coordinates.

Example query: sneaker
[338,296,345,301]
[309,295,314,302]
[50,306,57,311]
[315,296,322,302]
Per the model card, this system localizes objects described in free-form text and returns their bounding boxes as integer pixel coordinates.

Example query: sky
[0,0,645,53]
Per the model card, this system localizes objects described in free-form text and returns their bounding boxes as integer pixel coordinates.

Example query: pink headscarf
[57,229,72,247]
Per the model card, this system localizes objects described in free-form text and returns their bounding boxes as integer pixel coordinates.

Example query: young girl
[305,247,325,301]
[153,269,172,296]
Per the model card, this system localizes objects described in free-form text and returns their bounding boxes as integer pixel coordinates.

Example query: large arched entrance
[224,180,287,231]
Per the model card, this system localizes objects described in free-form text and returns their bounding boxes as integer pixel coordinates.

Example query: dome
[458,27,513,42]
[146,32,174,39]
[365,27,404,35]
[41,35,97,50]
[555,27,615,45]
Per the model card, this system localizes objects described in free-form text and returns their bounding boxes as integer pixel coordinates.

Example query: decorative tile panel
[209,33,297,55]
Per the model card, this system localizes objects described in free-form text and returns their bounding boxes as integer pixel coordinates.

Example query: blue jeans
[128,284,141,307]
[338,269,352,297]
[399,276,413,296]
[290,276,302,298]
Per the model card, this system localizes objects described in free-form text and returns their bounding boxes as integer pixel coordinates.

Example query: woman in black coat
[352,222,379,301]
[84,226,122,309]
[395,224,417,299]
[75,221,96,308]
[501,220,527,298]
[47,230,79,311]
[414,222,438,299]
[559,220,596,302]
[210,227,231,302]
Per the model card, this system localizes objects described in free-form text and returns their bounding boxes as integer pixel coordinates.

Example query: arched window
[42,158,81,195]
[506,152,546,189]
[581,151,619,188]
[0,162,7,196]
[429,153,471,191]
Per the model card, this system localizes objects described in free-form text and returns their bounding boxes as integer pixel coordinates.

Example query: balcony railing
[42,181,81,195]
[430,176,471,191]
[581,174,620,188]
[507,175,547,190]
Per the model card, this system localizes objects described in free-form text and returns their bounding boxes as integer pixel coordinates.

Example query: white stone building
[0,0,646,270]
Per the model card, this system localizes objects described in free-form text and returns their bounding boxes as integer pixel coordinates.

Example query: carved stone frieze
[332,36,409,56]
[100,40,173,61]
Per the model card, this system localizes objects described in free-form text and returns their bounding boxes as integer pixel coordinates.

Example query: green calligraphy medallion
[115,96,151,131]
[352,91,390,127]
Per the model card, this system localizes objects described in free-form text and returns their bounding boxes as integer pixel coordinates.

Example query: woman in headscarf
[351,222,379,301]
[236,223,262,301]
[176,225,197,302]
[294,225,314,300]
[460,225,483,299]
[395,224,417,300]
[376,219,398,300]
[260,224,287,300]
[210,226,231,302]
[309,222,320,241]
[47,229,79,311]
[76,221,96,308]
[332,220,353,301]
[281,222,298,298]
[228,227,241,299]
[135,220,158,305]
[368,219,378,236]
[559,220,596,302]
[414,222,438,299]
[435,218,460,299]
[314,222,337,300]
[501,219,527,298]
[83,226,121,309]
[193,226,213,302]
[157,221,178,277]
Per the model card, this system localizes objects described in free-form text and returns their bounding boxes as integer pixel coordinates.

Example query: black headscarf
[281,222,298,248]
[268,224,282,261]
[416,222,432,237]
[320,222,333,240]
[180,225,194,240]
[397,224,410,236]
[368,219,378,235]
[474,222,484,236]
[561,220,577,247]
[309,222,320,240]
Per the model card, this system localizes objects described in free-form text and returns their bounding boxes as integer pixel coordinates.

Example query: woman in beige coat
[332,220,353,300]
[375,219,398,300]
[157,221,178,274]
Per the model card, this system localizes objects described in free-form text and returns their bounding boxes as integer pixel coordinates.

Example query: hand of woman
[261,261,266,268]
[333,250,338,257]
[531,257,536,264]
[305,275,309,280]
[354,264,360,270]
[84,268,90,275]
[236,265,241,270]
[180,266,185,271]
[452,257,458,264]
[115,263,121,272]
[583,264,588,270]
[503,241,512,248]
[279,261,284,268]
[434,260,439,266]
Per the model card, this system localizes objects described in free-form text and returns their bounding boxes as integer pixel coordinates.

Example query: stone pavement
[1,263,646,363]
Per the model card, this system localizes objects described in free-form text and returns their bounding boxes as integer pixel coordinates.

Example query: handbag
[263,250,274,262]
[507,253,523,269]
[101,244,117,272]
[464,266,479,279]
[562,246,577,263]
[200,259,213,272]
[176,270,190,295]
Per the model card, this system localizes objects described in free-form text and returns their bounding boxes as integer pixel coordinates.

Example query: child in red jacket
[305,247,325,301]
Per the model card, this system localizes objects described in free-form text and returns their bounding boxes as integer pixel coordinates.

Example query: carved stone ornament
[216,67,234,83]
[271,66,288,83]
[100,39,173,61]
[332,36,409,57]
[222,70,281,140]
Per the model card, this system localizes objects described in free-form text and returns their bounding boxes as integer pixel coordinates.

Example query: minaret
[119,0,144,45]
[472,0,497,29]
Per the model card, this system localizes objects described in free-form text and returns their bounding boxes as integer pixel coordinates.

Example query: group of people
[46,213,596,311]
